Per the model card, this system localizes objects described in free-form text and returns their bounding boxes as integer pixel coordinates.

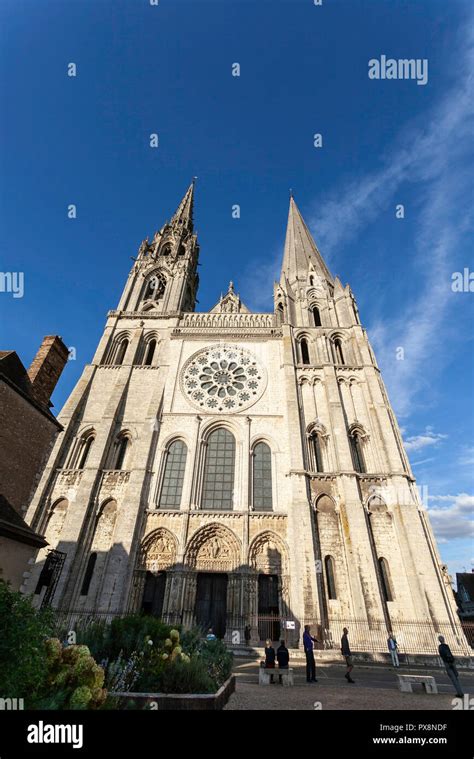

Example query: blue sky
[0,0,472,579]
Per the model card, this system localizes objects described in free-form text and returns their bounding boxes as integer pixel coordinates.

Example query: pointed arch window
[349,430,366,473]
[378,557,394,602]
[115,339,128,366]
[80,553,97,596]
[309,275,314,286]
[201,428,235,511]
[159,440,188,509]
[77,433,95,469]
[300,338,310,365]
[332,337,344,364]
[145,272,166,302]
[252,442,273,511]
[276,303,284,326]
[114,434,130,470]
[325,555,337,600]
[310,432,324,473]
[143,339,157,366]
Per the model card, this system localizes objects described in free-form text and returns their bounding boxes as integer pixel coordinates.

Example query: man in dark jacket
[341,627,355,683]
[303,625,319,683]
[438,635,464,698]
[277,640,290,684]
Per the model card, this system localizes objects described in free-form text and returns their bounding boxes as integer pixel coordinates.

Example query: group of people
[263,625,465,697]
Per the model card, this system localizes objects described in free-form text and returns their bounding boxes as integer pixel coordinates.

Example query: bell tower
[118,180,199,315]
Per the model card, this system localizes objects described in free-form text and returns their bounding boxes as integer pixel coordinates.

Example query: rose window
[181,345,266,412]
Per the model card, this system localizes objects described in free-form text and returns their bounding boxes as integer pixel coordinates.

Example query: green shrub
[153,657,216,694]
[37,639,106,710]
[0,581,54,705]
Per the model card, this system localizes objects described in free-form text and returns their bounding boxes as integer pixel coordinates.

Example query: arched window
[309,275,314,286]
[300,338,310,365]
[349,431,365,473]
[144,272,166,302]
[178,245,186,256]
[77,434,95,469]
[378,557,394,602]
[311,306,322,327]
[161,245,171,256]
[310,433,324,473]
[159,440,188,509]
[115,339,128,365]
[114,435,130,470]
[252,442,273,511]
[80,553,97,596]
[201,428,235,511]
[332,337,344,364]
[325,556,337,600]
[276,303,284,325]
[143,339,157,366]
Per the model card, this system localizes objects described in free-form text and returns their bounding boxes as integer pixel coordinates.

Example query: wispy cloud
[241,248,281,312]
[427,492,474,542]
[309,23,474,416]
[404,427,447,453]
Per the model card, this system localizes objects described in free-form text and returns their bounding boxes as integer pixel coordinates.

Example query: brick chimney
[27,335,69,408]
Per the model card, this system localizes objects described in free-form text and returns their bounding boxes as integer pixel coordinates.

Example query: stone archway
[134,528,178,617]
[249,532,289,642]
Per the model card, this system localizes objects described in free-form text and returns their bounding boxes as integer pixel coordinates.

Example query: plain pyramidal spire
[280,195,333,285]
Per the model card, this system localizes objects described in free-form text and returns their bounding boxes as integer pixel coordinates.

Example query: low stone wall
[110,674,235,711]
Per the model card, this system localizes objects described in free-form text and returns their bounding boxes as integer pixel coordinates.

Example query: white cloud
[241,248,281,312]
[459,446,474,466]
[404,427,447,452]
[427,492,474,542]
[308,23,474,416]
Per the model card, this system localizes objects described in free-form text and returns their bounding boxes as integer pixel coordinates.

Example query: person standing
[387,632,399,668]
[303,625,319,683]
[264,639,276,683]
[277,640,290,684]
[438,636,464,698]
[206,628,217,641]
[341,627,355,683]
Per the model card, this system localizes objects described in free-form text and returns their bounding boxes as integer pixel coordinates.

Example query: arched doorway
[142,571,167,617]
[195,573,228,638]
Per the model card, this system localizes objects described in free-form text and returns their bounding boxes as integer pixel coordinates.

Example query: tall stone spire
[280,196,333,286]
[170,179,195,231]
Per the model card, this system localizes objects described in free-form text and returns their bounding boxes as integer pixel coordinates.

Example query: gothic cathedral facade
[24,183,460,647]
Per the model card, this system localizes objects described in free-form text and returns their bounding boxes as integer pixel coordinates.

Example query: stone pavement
[224,658,474,711]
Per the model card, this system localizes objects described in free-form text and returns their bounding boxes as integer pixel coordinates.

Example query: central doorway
[195,573,228,639]
[258,574,280,642]
[141,571,166,617]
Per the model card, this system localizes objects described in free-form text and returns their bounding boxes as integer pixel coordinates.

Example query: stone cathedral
[24,182,461,649]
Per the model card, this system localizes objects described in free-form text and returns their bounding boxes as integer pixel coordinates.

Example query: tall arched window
[332,337,344,364]
[300,338,310,365]
[115,339,128,365]
[80,553,97,596]
[325,555,337,600]
[201,428,235,511]
[311,306,322,327]
[143,339,157,366]
[276,303,284,325]
[309,275,314,286]
[378,557,394,602]
[114,434,130,470]
[310,433,324,473]
[159,440,188,509]
[252,442,273,511]
[144,272,166,302]
[77,434,95,469]
[349,431,365,473]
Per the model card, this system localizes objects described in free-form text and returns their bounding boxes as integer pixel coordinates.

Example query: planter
[110,674,235,711]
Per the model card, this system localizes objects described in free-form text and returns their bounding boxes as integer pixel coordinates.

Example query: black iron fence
[52,609,473,656]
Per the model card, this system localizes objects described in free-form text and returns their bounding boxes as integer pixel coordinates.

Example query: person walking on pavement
[277,640,290,684]
[438,635,464,698]
[303,624,319,683]
[341,627,355,683]
[387,632,400,668]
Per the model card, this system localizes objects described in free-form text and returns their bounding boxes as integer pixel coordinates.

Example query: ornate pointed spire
[280,196,333,286]
[170,180,195,231]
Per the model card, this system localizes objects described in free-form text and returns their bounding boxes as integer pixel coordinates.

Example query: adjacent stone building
[0,337,69,589]
[23,184,465,651]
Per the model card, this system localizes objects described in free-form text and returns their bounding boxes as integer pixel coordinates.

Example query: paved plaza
[224,657,474,710]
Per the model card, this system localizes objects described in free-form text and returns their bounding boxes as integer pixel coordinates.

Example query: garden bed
[110,674,236,710]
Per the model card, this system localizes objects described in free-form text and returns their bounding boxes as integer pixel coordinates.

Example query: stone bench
[398,674,438,694]
[259,667,294,686]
